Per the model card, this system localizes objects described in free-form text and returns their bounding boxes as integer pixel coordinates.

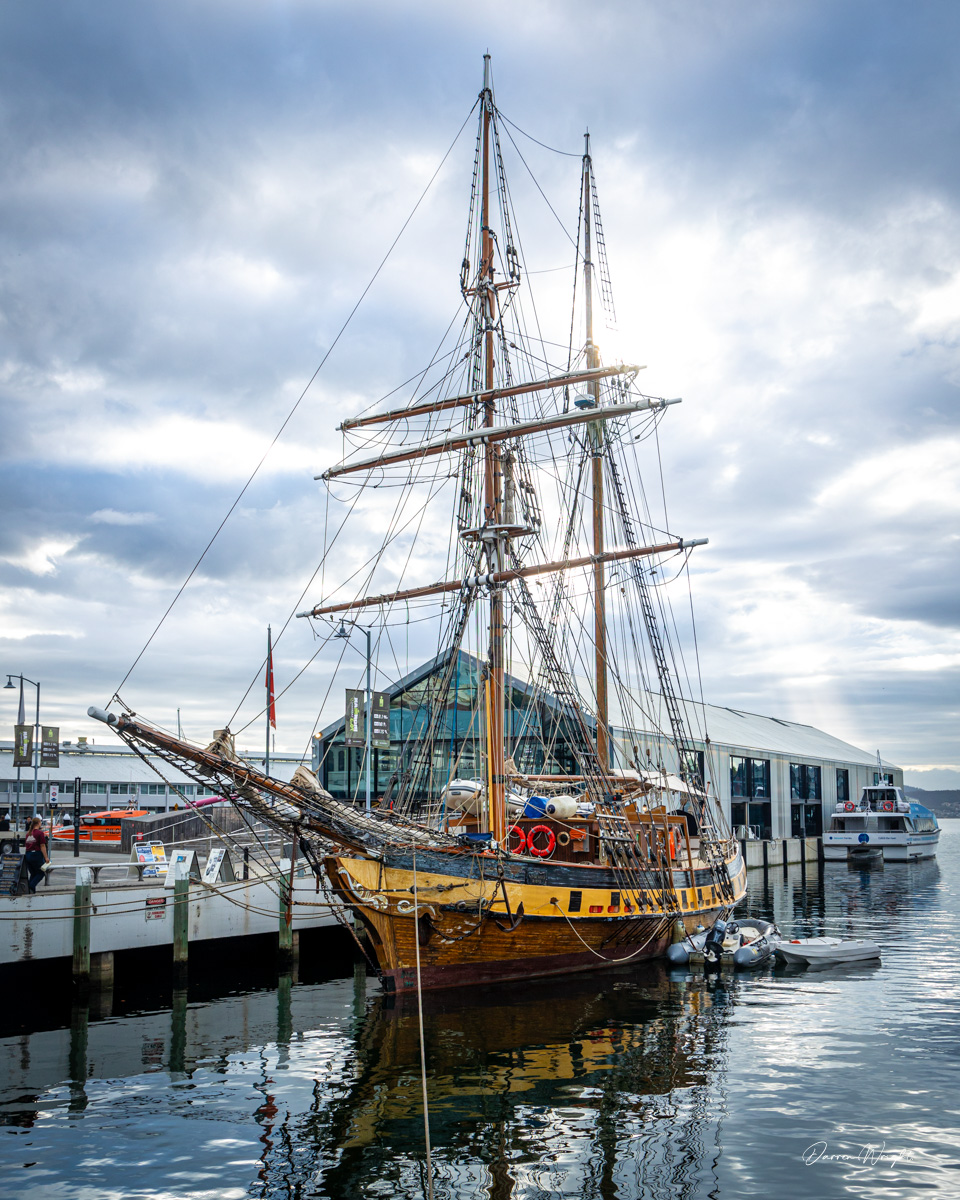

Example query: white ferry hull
[823,832,939,863]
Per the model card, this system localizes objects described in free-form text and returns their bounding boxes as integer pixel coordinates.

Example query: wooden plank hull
[325,844,747,992]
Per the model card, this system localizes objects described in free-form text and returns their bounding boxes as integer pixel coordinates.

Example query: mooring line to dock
[411,847,435,1200]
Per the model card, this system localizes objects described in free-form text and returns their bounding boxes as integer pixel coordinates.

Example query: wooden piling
[278,883,294,970]
[72,867,92,988]
[173,875,189,985]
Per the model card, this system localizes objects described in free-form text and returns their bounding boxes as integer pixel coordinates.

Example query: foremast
[479,54,507,845]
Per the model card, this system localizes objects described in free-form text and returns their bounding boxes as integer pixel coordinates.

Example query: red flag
[265,631,277,730]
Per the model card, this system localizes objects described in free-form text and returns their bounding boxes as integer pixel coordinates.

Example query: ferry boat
[51,808,149,845]
[823,785,939,862]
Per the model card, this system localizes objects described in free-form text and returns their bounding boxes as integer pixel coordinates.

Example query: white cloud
[2,537,83,576]
[89,509,159,526]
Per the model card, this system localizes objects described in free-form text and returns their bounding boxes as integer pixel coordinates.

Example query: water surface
[2,823,958,1198]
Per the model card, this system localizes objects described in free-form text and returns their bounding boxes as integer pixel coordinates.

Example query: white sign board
[130,842,168,879]
[164,849,200,887]
[202,846,236,884]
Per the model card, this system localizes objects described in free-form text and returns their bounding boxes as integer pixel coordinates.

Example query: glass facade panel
[730,757,747,798]
[790,763,801,800]
[751,759,770,798]
[836,768,849,804]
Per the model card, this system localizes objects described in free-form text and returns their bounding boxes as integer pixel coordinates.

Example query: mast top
[483,53,491,92]
[584,129,591,158]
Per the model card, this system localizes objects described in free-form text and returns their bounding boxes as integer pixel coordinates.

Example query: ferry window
[836,769,849,804]
[873,771,893,785]
[568,890,582,912]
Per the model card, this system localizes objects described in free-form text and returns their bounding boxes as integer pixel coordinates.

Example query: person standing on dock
[23,816,49,892]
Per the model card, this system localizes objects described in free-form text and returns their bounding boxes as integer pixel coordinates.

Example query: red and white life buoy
[527,824,556,858]
[843,802,855,812]
[506,825,526,854]
[882,800,894,812]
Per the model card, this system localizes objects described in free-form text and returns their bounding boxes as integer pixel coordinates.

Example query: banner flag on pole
[13,725,33,768]
[17,678,25,725]
[41,727,60,768]
[265,628,277,730]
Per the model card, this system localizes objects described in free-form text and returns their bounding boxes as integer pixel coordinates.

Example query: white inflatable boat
[775,936,881,966]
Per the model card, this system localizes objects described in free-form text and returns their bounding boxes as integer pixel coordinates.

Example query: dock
[1,836,341,986]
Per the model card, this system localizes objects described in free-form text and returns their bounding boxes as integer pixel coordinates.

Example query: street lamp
[335,621,372,813]
[5,673,41,834]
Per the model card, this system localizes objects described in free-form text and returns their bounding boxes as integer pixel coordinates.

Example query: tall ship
[89,58,747,992]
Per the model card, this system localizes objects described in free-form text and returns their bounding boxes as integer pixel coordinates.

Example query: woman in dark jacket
[24,817,49,893]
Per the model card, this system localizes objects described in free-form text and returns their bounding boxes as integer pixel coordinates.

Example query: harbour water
[2,824,958,1199]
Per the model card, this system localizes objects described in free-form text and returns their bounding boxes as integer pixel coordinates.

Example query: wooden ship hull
[328,841,747,993]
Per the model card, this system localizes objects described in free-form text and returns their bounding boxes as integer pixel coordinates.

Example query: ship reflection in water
[296,966,732,1199]
[2,831,959,1199]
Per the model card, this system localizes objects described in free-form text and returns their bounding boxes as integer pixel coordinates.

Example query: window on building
[338,750,345,772]
[82,782,107,795]
[790,764,821,800]
[139,783,166,796]
[109,783,130,795]
[731,756,770,798]
[681,750,705,784]
[836,769,849,804]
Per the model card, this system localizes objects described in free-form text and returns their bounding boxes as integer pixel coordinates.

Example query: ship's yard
[3,5,959,1199]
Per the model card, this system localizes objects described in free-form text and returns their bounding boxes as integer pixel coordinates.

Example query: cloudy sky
[1,1,957,787]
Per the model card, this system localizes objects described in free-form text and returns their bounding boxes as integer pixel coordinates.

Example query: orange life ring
[506,825,526,854]
[527,824,556,858]
[843,802,855,812]
[882,800,894,812]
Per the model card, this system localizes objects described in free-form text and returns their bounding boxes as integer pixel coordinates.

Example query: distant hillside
[904,787,960,817]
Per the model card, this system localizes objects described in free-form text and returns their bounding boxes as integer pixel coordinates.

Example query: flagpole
[266,625,272,776]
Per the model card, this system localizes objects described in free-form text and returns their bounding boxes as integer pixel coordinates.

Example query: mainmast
[583,132,609,771]
[480,54,507,844]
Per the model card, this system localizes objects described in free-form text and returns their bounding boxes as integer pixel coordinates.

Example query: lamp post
[334,621,372,813]
[5,673,41,837]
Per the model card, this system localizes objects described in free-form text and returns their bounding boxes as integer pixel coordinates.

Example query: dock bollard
[72,867,93,989]
[173,875,189,985]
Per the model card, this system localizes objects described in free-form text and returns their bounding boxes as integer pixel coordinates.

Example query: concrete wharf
[1,835,341,987]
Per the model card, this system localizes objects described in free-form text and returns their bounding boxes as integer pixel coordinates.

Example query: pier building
[312,650,901,842]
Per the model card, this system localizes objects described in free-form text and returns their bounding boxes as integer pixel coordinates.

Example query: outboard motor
[703,918,728,971]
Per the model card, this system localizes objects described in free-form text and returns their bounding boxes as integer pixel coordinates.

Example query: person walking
[24,816,50,893]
